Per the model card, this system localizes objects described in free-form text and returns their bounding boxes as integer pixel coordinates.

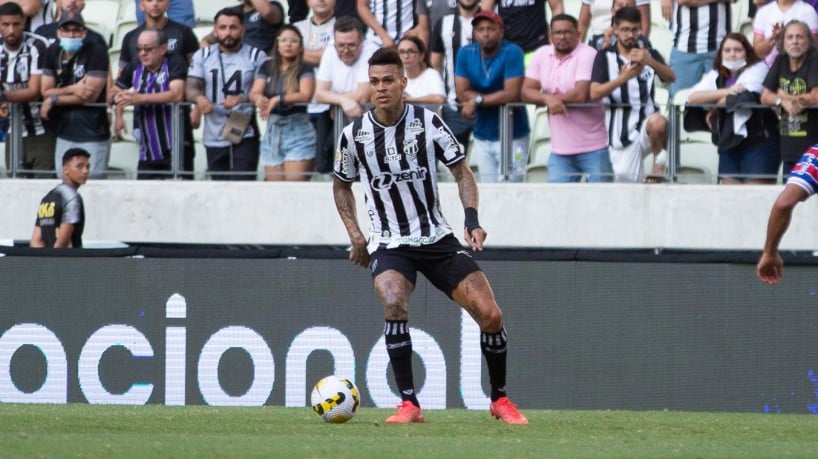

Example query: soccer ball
[311,375,360,423]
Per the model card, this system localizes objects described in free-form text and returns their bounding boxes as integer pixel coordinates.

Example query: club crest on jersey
[73,64,86,80]
[384,146,401,163]
[355,129,373,144]
[407,118,423,135]
[403,139,418,157]
[168,38,178,51]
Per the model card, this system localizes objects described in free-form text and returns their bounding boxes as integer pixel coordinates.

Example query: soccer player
[757,148,818,285]
[30,148,90,248]
[332,47,528,425]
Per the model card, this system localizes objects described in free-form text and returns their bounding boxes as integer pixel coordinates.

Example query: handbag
[221,110,252,144]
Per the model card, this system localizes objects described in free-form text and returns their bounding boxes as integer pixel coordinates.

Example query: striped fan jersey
[0,32,48,137]
[429,13,473,110]
[671,1,730,54]
[333,104,465,253]
[365,0,425,46]
[591,44,665,149]
[788,146,818,196]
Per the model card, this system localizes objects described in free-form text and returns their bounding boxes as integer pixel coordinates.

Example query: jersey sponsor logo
[407,118,423,135]
[384,146,401,163]
[337,146,350,174]
[355,129,373,144]
[501,0,536,7]
[403,138,418,157]
[370,167,428,190]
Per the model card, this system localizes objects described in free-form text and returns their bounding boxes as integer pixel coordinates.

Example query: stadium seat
[113,20,138,50]
[117,0,136,22]
[649,19,674,58]
[83,0,119,46]
[524,164,547,182]
[195,2,225,24]
[108,138,139,179]
[193,24,214,42]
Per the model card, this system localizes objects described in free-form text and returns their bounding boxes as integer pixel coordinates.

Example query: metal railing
[1,100,787,183]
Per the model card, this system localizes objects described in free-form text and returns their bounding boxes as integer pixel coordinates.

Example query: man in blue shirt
[455,10,529,182]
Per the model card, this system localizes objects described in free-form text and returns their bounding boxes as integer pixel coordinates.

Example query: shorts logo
[371,259,378,273]
[407,119,423,135]
[403,139,418,157]
[355,129,373,144]
[456,250,472,258]
[384,146,401,163]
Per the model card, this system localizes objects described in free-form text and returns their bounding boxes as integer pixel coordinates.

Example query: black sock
[384,320,419,407]
[481,327,508,402]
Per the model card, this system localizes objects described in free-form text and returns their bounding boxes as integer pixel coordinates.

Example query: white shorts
[608,122,667,183]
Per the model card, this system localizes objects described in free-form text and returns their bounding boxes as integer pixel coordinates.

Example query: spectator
[663,0,731,98]
[119,0,199,69]
[134,0,194,28]
[429,0,477,154]
[118,0,199,177]
[111,29,186,179]
[201,0,284,53]
[358,0,429,47]
[590,6,675,183]
[688,33,780,184]
[585,0,651,51]
[40,10,109,179]
[33,0,107,48]
[0,2,52,177]
[761,19,818,174]
[294,0,336,67]
[30,148,89,248]
[249,25,317,181]
[579,0,650,43]
[752,0,818,66]
[186,7,267,180]
[0,0,55,32]
[313,16,377,173]
[522,14,612,182]
[425,0,456,33]
[455,10,529,182]
[481,0,564,58]
[398,36,445,106]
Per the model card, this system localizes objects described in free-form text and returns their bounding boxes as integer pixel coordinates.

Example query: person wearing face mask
[761,19,818,174]
[688,33,780,184]
[39,9,110,179]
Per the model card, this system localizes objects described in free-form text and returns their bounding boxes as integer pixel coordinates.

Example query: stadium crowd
[0,0,815,183]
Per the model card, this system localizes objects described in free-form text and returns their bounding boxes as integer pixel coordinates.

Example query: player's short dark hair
[140,28,168,46]
[551,13,578,29]
[614,6,641,26]
[215,7,243,25]
[0,2,24,17]
[368,47,403,73]
[334,16,364,36]
[62,148,90,165]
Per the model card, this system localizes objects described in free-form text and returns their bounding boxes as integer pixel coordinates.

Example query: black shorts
[370,234,481,298]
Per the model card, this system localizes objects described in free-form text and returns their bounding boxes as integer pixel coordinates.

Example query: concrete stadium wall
[2,180,818,250]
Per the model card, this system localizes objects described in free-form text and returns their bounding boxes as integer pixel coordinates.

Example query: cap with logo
[58,9,85,28]
[471,10,504,28]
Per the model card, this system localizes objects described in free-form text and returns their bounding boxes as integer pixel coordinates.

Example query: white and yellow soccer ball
[311,375,360,423]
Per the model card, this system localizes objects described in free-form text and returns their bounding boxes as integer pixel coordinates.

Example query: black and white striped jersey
[591,45,664,149]
[671,1,730,54]
[333,104,465,252]
[0,32,48,137]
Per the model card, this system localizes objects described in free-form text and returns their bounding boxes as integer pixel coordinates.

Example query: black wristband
[464,207,480,235]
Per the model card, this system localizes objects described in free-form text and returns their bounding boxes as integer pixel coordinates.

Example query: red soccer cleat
[385,400,425,424]
[490,397,528,425]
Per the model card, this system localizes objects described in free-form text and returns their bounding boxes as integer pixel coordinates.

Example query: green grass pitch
[2,404,818,458]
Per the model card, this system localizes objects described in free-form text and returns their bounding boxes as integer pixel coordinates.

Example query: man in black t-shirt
[30,148,89,248]
[201,0,284,53]
[40,10,110,179]
[34,0,109,48]
[762,20,818,174]
[480,0,564,55]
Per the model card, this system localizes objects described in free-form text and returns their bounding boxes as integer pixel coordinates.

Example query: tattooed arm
[333,177,370,267]
[449,159,487,251]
